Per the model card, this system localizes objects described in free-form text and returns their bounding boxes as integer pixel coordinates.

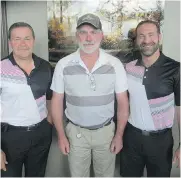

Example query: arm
[173,66,180,167]
[46,100,52,124]
[175,106,180,138]
[50,60,69,154]
[175,106,180,134]
[1,150,8,171]
[0,83,8,171]
[173,106,180,167]
[46,64,54,124]
[110,59,129,154]
[110,91,129,154]
[51,92,65,137]
[51,91,69,155]
[115,91,129,138]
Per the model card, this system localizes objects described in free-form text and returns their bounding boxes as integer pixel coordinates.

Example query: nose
[19,39,26,45]
[86,33,92,41]
[143,36,150,43]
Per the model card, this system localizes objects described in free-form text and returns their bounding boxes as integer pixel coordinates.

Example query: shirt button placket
[143,68,148,80]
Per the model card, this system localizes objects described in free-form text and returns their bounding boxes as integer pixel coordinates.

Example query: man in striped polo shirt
[51,13,129,177]
[120,20,180,177]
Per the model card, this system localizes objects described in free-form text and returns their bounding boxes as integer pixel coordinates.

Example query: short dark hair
[135,20,160,36]
[8,22,35,39]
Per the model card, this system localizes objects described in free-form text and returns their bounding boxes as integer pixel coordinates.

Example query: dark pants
[1,119,52,177]
[120,123,173,177]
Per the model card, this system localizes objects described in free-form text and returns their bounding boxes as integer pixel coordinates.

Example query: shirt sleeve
[50,62,64,94]
[114,59,128,93]
[174,66,180,106]
[46,65,53,100]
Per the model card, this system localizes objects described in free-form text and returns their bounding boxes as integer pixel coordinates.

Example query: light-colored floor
[45,119,180,177]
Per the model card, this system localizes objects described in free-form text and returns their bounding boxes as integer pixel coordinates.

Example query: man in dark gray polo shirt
[0,22,53,177]
[120,20,180,177]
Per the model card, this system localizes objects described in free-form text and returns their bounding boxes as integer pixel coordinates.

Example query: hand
[110,134,123,154]
[173,146,180,168]
[1,150,8,171]
[58,134,70,155]
[47,115,53,125]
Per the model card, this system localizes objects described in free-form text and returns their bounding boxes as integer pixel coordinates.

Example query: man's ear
[101,32,104,41]
[8,40,13,51]
[8,40,11,47]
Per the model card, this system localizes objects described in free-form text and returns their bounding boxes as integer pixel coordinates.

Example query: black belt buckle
[142,130,150,136]
[27,126,31,131]
[26,123,38,131]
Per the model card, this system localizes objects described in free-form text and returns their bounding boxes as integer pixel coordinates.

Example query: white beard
[78,42,101,54]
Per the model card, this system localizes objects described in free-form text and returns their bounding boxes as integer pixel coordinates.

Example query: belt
[1,119,46,132]
[67,119,112,130]
[127,122,171,136]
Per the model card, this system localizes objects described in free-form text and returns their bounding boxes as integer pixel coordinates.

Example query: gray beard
[78,42,100,54]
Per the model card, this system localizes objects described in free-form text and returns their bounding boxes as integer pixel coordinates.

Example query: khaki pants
[65,121,116,177]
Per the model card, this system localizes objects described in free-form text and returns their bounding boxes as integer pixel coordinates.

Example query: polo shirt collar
[9,52,41,68]
[135,52,165,67]
[74,48,108,65]
[97,49,109,65]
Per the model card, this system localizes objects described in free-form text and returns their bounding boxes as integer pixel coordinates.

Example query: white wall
[162,1,180,176]
[6,1,49,61]
[162,1,180,61]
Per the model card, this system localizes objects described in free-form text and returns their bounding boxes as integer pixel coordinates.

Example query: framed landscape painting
[47,0,164,63]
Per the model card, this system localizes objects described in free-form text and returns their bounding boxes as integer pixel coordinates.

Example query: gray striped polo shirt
[51,49,128,127]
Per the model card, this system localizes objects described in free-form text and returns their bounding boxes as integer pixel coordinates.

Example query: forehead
[137,23,157,34]
[78,24,97,31]
[11,27,33,37]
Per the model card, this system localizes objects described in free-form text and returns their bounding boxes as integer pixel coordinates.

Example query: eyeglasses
[88,73,96,91]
